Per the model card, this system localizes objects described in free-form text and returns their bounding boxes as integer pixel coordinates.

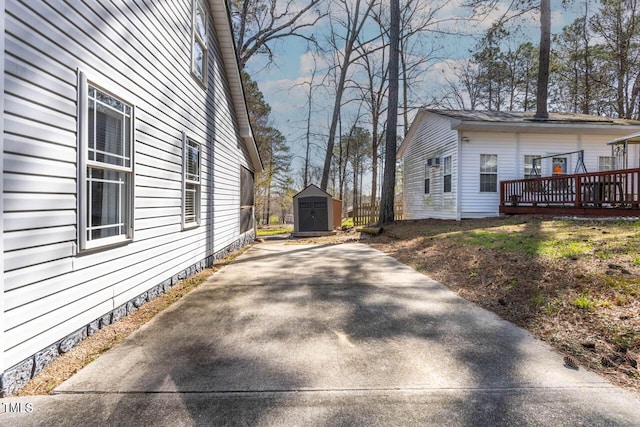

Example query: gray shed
[293,185,339,236]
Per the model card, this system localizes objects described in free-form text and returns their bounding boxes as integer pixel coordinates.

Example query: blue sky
[244,0,585,186]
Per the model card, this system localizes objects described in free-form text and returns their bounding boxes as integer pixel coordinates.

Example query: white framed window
[480,154,498,192]
[424,163,430,194]
[443,156,452,193]
[78,72,134,251]
[598,156,616,171]
[183,133,201,228]
[191,0,208,86]
[524,154,541,178]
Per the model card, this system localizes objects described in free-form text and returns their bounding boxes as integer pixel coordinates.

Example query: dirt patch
[260,226,364,245]
[367,215,640,396]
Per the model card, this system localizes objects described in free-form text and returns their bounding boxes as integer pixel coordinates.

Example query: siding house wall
[1,0,258,393]
[402,112,459,220]
[460,132,629,217]
[400,110,640,220]
[459,132,517,218]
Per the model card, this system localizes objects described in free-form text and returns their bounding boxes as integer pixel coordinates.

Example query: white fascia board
[453,121,640,135]
[209,0,263,172]
[397,109,428,158]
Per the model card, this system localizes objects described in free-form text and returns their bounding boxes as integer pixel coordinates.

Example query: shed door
[299,197,328,232]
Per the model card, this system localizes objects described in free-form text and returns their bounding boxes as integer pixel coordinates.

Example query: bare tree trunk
[321,62,349,191]
[304,83,312,187]
[582,2,591,114]
[535,0,551,119]
[266,181,272,224]
[320,0,375,191]
[401,36,409,135]
[379,0,399,225]
[353,158,358,214]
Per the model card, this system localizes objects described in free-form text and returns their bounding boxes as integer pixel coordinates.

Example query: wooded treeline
[229,0,451,223]
[228,0,640,224]
[440,0,640,120]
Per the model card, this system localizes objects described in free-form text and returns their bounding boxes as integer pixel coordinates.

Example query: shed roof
[293,184,332,199]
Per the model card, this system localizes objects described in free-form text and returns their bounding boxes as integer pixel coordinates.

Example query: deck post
[575,176,582,208]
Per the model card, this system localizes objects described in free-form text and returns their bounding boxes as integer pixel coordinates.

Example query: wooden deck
[500,168,640,216]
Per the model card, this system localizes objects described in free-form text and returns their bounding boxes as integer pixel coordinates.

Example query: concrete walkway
[3,241,640,426]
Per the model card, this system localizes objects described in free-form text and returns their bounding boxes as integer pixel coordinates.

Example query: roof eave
[397,109,427,158]
[454,121,640,134]
[209,0,263,172]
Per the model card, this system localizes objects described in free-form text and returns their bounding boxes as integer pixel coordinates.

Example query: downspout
[456,132,462,220]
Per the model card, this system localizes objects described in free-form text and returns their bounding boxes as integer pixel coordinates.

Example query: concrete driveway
[3,241,640,426]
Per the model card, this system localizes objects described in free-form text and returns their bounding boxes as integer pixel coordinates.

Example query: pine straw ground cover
[14,249,247,396]
[367,215,640,396]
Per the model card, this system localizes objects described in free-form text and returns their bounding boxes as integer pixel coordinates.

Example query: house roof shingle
[424,109,640,126]
[398,109,640,158]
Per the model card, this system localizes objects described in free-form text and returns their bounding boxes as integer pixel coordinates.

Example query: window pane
[481,154,497,173]
[88,99,96,161]
[185,183,198,223]
[193,40,205,80]
[480,174,497,192]
[95,106,124,164]
[186,140,200,182]
[87,168,128,240]
[424,178,430,194]
[194,1,207,41]
[444,156,452,174]
[88,86,132,167]
[444,175,452,193]
[524,155,540,178]
[96,90,127,113]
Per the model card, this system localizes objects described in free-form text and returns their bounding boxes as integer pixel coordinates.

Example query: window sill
[80,235,132,253]
[191,70,208,90]
[182,222,200,231]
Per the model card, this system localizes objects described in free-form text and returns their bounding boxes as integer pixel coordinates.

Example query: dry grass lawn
[367,215,640,395]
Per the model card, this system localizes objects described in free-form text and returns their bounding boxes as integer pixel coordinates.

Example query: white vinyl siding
[1,2,5,375]
[459,132,516,217]
[401,112,458,220]
[2,0,255,370]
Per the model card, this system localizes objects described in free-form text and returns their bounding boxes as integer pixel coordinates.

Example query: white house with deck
[0,0,262,395]
[398,109,640,220]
